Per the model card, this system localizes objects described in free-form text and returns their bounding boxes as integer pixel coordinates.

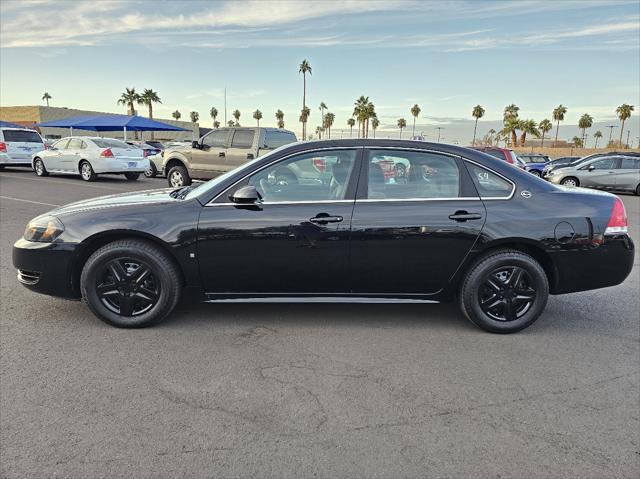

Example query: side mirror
[588,165,595,171]
[191,140,200,149]
[230,185,262,204]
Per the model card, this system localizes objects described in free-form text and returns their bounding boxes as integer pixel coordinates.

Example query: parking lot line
[0,173,136,192]
[0,195,60,207]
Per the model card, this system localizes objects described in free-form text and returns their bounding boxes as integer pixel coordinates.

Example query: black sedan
[13,139,634,333]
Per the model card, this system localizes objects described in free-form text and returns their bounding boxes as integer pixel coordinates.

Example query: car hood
[48,188,180,217]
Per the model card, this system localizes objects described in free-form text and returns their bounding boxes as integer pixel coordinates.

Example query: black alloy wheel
[478,266,536,322]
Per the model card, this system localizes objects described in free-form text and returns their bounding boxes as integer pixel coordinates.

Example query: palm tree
[233,109,241,126]
[253,109,263,126]
[299,59,312,139]
[227,120,235,127]
[275,109,285,128]
[190,111,199,123]
[319,102,327,131]
[42,92,52,107]
[519,119,539,146]
[571,136,583,148]
[371,117,380,138]
[138,89,161,119]
[577,113,593,147]
[397,118,407,139]
[347,118,355,137]
[117,87,140,115]
[353,96,369,138]
[501,117,520,147]
[538,119,552,147]
[300,106,310,138]
[213,121,220,129]
[471,104,485,145]
[210,107,219,127]
[503,104,520,121]
[410,104,421,136]
[616,104,634,146]
[593,130,603,148]
[315,126,324,139]
[552,104,567,146]
[325,112,335,139]
[172,110,181,120]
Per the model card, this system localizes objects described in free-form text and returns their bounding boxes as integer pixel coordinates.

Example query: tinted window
[482,150,506,161]
[202,130,228,148]
[230,130,254,148]
[67,138,83,149]
[2,130,42,143]
[52,139,69,149]
[264,130,296,149]
[589,158,615,170]
[467,163,513,198]
[367,150,460,199]
[619,158,640,169]
[247,149,357,202]
[92,138,131,148]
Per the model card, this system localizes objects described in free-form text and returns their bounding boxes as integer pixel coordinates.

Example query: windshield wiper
[170,185,197,200]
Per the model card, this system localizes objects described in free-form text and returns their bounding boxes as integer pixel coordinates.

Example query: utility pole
[626,130,630,149]
[606,125,617,146]
[436,127,444,143]
[224,86,227,125]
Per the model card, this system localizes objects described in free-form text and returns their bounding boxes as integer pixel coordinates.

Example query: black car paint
[13,139,635,302]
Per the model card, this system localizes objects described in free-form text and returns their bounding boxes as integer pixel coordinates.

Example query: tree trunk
[399,128,403,139]
[520,132,526,147]
[149,104,154,140]
[511,130,517,147]
[472,118,478,146]
[594,137,599,148]
[302,74,306,140]
[412,117,416,136]
[365,119,369,138]
[540,132,545,148]
[554,120,560,146]
[619,119,625,145]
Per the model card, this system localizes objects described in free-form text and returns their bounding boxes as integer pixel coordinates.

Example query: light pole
[606,125,617,146]
[626,130,630,149]
[435,127,444,143]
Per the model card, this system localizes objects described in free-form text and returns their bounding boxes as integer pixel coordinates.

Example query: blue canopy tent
[38,114,187,140]
[0,120,35,129]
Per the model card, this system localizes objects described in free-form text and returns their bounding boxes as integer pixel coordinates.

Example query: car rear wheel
[167,164,191,187]
[636,184,640,196]
[560,176,579,187]
[144,162,157,178]
[124,172,140,181]
[80,161,97,181]
[34,158,48,177]
[459,249,549,333]
[80,239,181,328]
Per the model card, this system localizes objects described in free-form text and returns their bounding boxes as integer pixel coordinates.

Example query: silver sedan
[546,155,640,195]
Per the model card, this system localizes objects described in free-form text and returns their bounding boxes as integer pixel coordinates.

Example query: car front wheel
[560,177,579,187]
[459,249,549,333]
[167,165,191,187]
[34,158,49,177]
[80,239,181,328]
[530,170,541,177]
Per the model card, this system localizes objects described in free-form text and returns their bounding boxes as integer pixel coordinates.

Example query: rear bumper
[12,238,80,298]
[0,153,31,165]
[93,158,150,174]
[550,236,635,294]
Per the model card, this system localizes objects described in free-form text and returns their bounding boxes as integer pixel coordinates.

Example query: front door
[349,148,487,295]
[190,129,231,179]
[197,148,362,295]
[580,157,618,188]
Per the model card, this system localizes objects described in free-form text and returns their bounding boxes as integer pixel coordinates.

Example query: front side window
[466,163,514,198]
[202,130,228,148]
[52,139,69,149]
[366,150,460,199]
[230,130,254,149]
[588,158,616,170]
[247,149,357,202]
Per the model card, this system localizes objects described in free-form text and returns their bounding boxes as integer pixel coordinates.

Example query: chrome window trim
[207,199,354,207]
[207,146,362,205]
[355,197,480,203]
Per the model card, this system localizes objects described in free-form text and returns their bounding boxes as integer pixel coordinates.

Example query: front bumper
[12,238,80,298]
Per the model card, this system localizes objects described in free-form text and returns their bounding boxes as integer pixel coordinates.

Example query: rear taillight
[0,142,6,153]
[44,144,50,150]
[605,197,628,235]
[143,149,159,157]
[100,148,114,158]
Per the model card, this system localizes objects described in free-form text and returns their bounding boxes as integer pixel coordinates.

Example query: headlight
[24,216,64,242]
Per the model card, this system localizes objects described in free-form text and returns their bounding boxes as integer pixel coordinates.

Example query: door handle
[247,153,255,160]
[219,152,225,157]
[448,211,482,222]
[309,214,343,225]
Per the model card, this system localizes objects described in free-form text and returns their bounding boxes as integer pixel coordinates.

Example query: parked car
[543,152,640,178]
[13,139,634,334]
[161,127,297,187]
[31,137,150,181]
[0,127,46,168]
[126,141,163,177]
[546,155,640,194]
[470,146,524,169]
[518,154,551,176]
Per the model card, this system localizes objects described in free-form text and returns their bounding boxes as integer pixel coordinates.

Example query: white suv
[0,127,46,168]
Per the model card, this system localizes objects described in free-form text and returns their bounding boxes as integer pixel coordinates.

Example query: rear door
[349,148,486,295]
[2,129,44,162]
[64,138,85,172]
[614,157,640,190]
[190,129,230,178]
[225,129,257,169]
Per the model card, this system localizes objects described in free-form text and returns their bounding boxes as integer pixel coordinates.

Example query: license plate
[128,162,137,167]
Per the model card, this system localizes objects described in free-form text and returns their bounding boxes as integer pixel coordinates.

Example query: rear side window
[620,158,640,169]
[264,130,296,149]
[230,130,254,148]
[466,163,514,198]
[67,138,83,149]
[2,130,43,143]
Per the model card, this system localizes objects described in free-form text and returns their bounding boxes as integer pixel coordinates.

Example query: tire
[167,164,191,187]
[80,161,97,181]
[636,184,640,196]
[125,172,140,181]
[530,170,541,177]
[459,249,549,334]
[80,239,181,328]
[34,158,49,177]
[560,176,579,187]
[144,162,157,178]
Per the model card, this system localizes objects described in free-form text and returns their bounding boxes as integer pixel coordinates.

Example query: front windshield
[183,143,296,200]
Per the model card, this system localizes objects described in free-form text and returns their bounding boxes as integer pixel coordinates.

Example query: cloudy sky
[1,0,638,143]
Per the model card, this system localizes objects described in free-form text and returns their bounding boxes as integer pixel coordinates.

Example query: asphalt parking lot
[1,168,639,478]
